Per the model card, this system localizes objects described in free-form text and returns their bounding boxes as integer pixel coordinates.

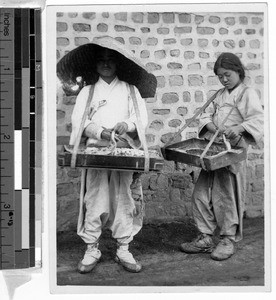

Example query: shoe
[115,244,142,273]
[77,243,101,274]
[211,236,235,261]
[180,233,215,253]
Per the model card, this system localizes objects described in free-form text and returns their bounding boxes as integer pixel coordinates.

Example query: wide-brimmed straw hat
[57,36,157,98]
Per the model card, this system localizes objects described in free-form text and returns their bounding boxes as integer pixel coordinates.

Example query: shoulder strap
[71,85,95,168]
[164,88,223,147]
[129,84,150,173]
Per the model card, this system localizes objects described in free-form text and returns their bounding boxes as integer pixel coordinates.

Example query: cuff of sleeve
[124,120,136,132]
[84,121,104,140]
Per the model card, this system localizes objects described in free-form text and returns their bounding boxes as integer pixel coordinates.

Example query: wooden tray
[57,145,164,172]
[163,138,247,171]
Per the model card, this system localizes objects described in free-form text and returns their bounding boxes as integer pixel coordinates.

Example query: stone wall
[56,10,265,231]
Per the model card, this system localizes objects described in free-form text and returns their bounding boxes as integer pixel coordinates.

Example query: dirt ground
[57,217,264,287]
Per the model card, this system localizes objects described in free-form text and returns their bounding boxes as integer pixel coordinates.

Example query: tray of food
[58,145,164,171]
[163,138,247,171]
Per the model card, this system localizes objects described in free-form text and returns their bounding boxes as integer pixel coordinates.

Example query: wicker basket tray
[58,145,164,172]
[163,138,247,171]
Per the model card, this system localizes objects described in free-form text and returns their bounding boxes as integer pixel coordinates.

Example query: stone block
[180,38,193,46]
[197,27,215,35]
[246,63,261,70]
[179,13,191,23]
[183,91,191,102]
[149,120,164,131]
[146,134,155,143]
[157,27,170,35]
[156,76,166,88]
[57,12,63,17]
[185,131,197,139]
[252,17,263,24]
[115,37,125,44]
[207,75,219,86]
[82,12,95,20]
[129,37,142,45]
[162,12,175,23]
[225,17,235,26]
[209,16,220,24]
[184,51,195,59]
[198,38,208,47]
[154,50,166,59]
[255,164,264,178]
[247,52,257,59]
[73,23,91,32]
[115,25,135,32]
[168,119,182,128]
[219,28,229,35]
[167,62,182,69]
[255,76,264,84]
[251,181,264,192]
[195,15,204,24]
[149,174,158,190]
[146,37,158,46]
[259,28,264,36]
[146,62,162,71]
[188,75,203,86]
[185,118,199,127]
[162,93,179,104]
[115,12,127,21]
[57,37,69,46]
[177,107,188,116]
[234,29,242,35]
[74,37,89,46]
[161,132,180,144]
[199,52,209,59]
[63,95,76,105]
[245,209,263,218]
[170,188,181,203]
[170,49,180,57]
[239,16,248,24]
[250,39,260,49]
[164,38,177,45]
[224,39,235,49]
[188,63,201,70]
[140,50,150,58]
[132,12,144,23]
[207,62,215,70]
[174,27,192,34]
[97,23,108,32]
[195,90,203,102]
[152,109,170,115]
[212,39,220,47]
[169,75,183,86]
[57,110,65,120]
[67,168,81,178]
[239,40,246,47]
[141,27,150,33]
[148,13,159,24]
[157,174,169,189]
[57,22,68,32]
[245,29,256,35]
[102,12,109,18]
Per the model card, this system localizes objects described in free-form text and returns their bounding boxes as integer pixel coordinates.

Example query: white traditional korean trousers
[69,77,148,245]
[194,83,263,241]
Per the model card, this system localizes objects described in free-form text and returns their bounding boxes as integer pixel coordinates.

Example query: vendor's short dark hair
[214,52,245,81]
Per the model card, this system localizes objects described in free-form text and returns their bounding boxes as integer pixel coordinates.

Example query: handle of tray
[199,106,235,170]
[199,87,248,169]
[164,90,220,148]
[71,85,95,168]
[129,85,149,172]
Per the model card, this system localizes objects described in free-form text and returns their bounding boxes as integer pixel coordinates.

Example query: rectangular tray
[163,138,247,171]
[57,146,164,172]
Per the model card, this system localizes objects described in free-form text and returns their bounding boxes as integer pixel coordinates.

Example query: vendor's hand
[101,129,112,141]
[206,122,224,135]
[113,122,128,135]
[224,125,244,140]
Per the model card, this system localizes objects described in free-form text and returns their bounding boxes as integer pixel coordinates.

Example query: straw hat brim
[57,36,157,98]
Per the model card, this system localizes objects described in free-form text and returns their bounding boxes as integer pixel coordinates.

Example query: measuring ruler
[0,8,42,269]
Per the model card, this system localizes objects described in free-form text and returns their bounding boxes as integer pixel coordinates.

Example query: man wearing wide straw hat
[57,36,157,273]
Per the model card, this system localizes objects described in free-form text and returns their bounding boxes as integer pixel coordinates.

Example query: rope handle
[129,85,150,172]
[70,85,95,168]
[164,89,221,147]
[199,87,248,170]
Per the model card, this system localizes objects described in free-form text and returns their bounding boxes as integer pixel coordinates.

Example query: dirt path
[57,217,264,287]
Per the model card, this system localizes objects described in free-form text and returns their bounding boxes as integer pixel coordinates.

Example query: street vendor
[65,39,151,274]
[180,52,263,261]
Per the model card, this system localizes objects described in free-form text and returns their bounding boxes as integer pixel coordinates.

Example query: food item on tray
[64,145,162,158]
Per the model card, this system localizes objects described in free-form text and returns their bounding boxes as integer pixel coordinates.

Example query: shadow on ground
[57,217,264,287]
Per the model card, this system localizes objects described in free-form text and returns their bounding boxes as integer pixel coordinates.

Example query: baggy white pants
[78,169,143,245]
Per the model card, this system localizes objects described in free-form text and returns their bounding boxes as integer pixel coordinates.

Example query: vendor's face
[217,67,241,91]
[96,49,117,82]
